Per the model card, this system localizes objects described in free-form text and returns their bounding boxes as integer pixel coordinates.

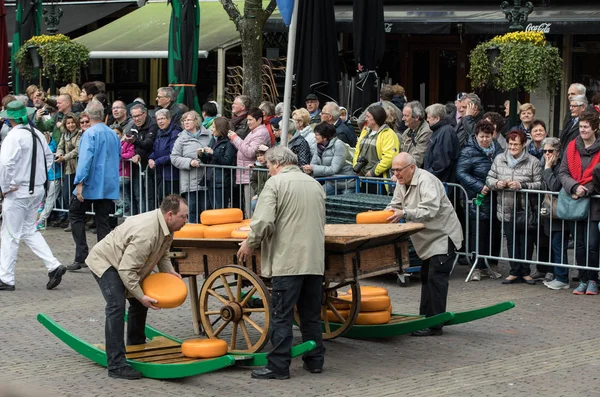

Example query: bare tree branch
[219,0,242,28]
[265,0,277,17]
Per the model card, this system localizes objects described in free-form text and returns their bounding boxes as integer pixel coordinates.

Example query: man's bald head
[391,153,417,185]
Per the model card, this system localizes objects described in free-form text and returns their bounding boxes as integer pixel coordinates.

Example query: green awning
[75,1,243,57]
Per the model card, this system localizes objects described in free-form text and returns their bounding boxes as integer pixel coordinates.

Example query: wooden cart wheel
[199,265,271,354]
[295,280,361,340]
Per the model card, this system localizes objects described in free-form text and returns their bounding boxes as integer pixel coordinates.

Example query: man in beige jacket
[237,146,326,380]
[86,195,188,380]
[386,153,463,337]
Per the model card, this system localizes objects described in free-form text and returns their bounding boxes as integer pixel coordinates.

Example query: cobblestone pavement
[1,228,599,397]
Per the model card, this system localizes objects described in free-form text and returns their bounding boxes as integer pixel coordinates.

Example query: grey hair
[181,110,202,130]
[14,94,28,106]
[542,137,561,151]
[158,87,176,102]
[236,95,252,110]
[275,102,285,116]
[265,146,298,166]
[570,83,586,96]
[324,102,340,120]
[85,100,104,121]
[287,119,297,135]
[155,108,171,120]
[425,103,447,120]
[404,101,426,120]
[130,103,147,114]
[463,93,482,110]
[571,94,588,106]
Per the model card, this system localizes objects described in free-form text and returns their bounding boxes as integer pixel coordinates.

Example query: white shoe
[486,267,502,279]
[468,269,481,281]
[546,279,570,290]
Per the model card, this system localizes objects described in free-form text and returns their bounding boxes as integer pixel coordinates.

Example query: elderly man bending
[386,153,463,336]
[237,146,326,379]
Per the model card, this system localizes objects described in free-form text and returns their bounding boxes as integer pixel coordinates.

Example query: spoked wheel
[295,280,361,340]
[199,265,270,354]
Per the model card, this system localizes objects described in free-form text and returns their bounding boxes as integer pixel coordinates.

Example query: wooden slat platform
[97,336,212,365]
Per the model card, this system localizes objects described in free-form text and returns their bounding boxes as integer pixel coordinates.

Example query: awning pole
[217,47,226,116]
[280,0,299,147]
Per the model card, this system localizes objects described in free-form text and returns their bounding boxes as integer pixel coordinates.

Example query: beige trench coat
[386,168,463,260]
[86,209,175,300]
[246,166,326,277]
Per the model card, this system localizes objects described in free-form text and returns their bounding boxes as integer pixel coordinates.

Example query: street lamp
[43,0,63,35]
[500,0,534,128]
[501,0,534,32]
[41,0,63,95]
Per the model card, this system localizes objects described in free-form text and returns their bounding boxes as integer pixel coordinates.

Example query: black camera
[353,156,369,174]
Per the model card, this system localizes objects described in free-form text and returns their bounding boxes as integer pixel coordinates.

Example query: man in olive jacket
[386,153,463,337]
[86,195,188,380]
[237,146,326,380]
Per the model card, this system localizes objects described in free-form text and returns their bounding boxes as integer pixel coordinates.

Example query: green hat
[0,101,36,120]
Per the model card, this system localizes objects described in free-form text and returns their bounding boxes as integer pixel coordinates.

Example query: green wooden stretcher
[37,313,316,379]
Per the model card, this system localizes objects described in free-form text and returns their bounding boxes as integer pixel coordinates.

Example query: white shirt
[0,123,54,198]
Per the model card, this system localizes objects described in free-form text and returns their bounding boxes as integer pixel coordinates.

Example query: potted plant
[14,34,90,82]
[468,31,562,95]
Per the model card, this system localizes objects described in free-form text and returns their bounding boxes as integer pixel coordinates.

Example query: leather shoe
[501,277,520,284]
[0,279,15,291]
[47,265,67,290]
[522,277,536,285]
[302,362,323,374]
[250,367,290,380]
[108,365,142,380]
[411,327,443,337]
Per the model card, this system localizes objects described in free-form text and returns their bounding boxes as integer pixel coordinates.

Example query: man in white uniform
[0,101,67,291]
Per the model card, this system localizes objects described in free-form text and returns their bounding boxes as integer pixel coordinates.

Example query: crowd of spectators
[2,81,600,290]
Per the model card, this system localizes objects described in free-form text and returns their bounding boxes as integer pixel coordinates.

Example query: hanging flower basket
[14,34,90,82]
[468,31,562,95]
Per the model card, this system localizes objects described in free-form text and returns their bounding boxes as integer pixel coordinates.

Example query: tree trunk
[240,21,264,108]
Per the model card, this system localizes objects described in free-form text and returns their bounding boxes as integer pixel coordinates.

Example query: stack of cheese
[173,209,251,239]
[323,286,392,325]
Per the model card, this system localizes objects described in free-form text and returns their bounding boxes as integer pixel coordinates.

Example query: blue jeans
[183,190,207,224]
[551,231,569,283]
[92,267,148,371]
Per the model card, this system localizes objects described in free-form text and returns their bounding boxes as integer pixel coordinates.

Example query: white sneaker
[546,279,570,290]
[486,267,502,279]
[468,269,481,281]
[544,273,554,283]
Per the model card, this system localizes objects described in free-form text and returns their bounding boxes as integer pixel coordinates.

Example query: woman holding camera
[201,116,237,209]
[352,105,400,194]
[148,109,182,203]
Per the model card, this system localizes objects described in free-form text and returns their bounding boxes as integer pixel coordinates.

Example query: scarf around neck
[567,139,600,185]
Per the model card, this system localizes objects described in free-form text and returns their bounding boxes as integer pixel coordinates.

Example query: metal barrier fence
[44,161,600,285]
[465,188,600,283]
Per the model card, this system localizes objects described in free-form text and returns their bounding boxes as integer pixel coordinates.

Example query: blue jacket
[201,136,236,188]
[149,120,182,181]
[456,136,504,220]
[47,138,61,181]
[423,117,460,183]
[73,123,121,200]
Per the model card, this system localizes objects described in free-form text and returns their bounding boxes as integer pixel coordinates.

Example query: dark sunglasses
[542,149,555,154]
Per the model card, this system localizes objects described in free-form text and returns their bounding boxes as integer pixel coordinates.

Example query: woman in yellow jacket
[352,105,400,194]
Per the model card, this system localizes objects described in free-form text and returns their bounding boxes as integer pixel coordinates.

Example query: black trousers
[68,197,113,263]
[266,275,325,375]
[420,247,456,329]
[92,267,148,371]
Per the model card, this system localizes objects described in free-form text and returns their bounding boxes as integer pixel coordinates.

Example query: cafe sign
[525,23,552,34]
